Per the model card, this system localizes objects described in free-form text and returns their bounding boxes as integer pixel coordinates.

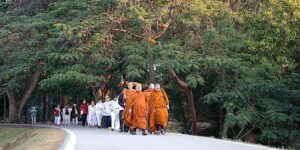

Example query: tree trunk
[44,93,49,122]
[168,67,198,135]
[63,95,68,106]
[147,49,156,83]
[221,109,233,139]
[6,63,42,122]
[92,86,99,102]
[17,64,41,117]
[186,87,197,135]
[6,91,19,123]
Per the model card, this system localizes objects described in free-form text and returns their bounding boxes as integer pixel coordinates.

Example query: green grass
[0,127,65,150]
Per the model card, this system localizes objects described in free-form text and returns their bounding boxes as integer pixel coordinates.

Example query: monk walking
[122,82,135,130]
[144,83,154,131]
[124,84,148,135]
[149,83,169,135]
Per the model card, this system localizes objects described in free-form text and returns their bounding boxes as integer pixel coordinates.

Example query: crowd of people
[52,82,169,135]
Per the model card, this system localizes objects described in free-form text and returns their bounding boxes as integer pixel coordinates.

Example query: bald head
[149,83,154,89]
[128,82,133,90]
[135,84,142,92]
[155,83,161,91]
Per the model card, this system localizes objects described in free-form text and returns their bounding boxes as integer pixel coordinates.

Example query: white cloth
[72,117,78,125]
[103,101,113,116]
[63,108,71,126]
[111,100,124,131]
[87,105,92,125]
[88,105,97,126]
[95,102,104,126]
[55,116,61,125]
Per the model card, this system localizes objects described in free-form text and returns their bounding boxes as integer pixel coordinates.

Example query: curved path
[61,126,277,150]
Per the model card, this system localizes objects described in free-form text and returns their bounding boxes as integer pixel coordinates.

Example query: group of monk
[122,82,169,135]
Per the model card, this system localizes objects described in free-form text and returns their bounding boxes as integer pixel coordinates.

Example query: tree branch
[168,67,189,90]
[18,62,42,115]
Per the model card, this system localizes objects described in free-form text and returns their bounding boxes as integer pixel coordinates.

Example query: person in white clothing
[95,99,104,128]
[102,97,113,128]
[63,105,72,126]
[88,101,97,127]
[87,102,91,126]
[111,96,124,131]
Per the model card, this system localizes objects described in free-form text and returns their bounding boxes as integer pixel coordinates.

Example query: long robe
[122,89,135,127]
[124,91,148,129]
[149,89,169,132]
[144,89,154,105]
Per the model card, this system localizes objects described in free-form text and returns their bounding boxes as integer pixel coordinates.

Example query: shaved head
[135,84,142,92]
[149,83,154,89]
[155,83,161,91]
[128,82,133,90]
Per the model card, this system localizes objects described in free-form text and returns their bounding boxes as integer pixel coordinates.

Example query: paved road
[60,126,276,150]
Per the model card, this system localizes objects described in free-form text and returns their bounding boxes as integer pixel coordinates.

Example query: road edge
[0,123,76,150]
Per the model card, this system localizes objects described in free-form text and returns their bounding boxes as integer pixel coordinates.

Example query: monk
[122,82,135,129]
[144,83,154,100]
[144,83,154,131]
[124,84,148,135]
[148,83,169,135]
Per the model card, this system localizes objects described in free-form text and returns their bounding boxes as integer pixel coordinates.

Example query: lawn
[0,127,65,150]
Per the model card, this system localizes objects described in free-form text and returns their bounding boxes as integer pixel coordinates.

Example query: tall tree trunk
[6,91,19,123]
[186,86,197,135]
[147,49,156,83]
[63,95,68,106]
[6,63,42,122]
[44,93,49,122]
[17,63,42,117]
[92,86,99,102]
[168,67,198,135]
[221,109,233,139]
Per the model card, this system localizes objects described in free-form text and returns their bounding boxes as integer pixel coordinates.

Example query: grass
[0,127,65,150]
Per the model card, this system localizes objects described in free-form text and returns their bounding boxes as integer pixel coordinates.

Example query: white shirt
[103,101,113,116]
[95,102,104,114]
[62,108,71,116]
[111,100,124,114]
[88,105,96,116]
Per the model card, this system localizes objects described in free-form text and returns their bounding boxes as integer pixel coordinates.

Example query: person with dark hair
[80,99,88,126]
[30,106,37,125]
[88,101,97,127]
[102,96,112,128]
[118,89,128,132]
[63,104,71,126]
[71,104,79,125]
[111,96,123,131]
[95,99,104,128]
[53,104,61,126]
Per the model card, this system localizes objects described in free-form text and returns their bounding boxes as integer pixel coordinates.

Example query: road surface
[61,126,276,150]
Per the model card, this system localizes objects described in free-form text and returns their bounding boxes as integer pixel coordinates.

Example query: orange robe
[144,89,154,106]
[149,89,169,132]
[124,91,148,129]
[123,89,135,127]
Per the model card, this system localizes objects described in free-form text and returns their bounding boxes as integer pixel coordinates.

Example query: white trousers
[72,117,78,125]
[55,116,61,125]
[64,115,70,125]
[111,111,120,131]
[96,112,103,127]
